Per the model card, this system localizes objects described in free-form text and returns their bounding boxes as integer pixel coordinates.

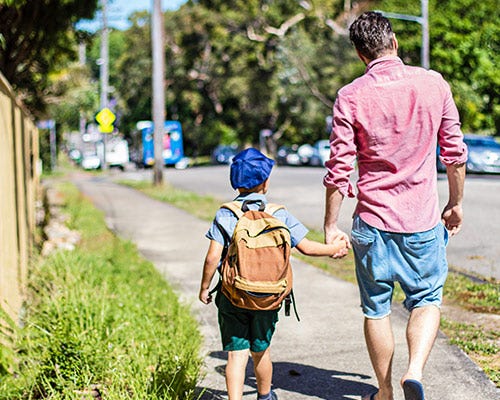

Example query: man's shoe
[257,390,278,400]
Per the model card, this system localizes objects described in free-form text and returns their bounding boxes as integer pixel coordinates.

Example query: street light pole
[377,0,430,69]
[151,0,165,185]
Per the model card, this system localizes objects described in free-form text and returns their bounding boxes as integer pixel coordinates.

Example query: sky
[77,0,187,32]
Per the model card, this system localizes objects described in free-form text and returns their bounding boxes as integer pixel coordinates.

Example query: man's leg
[226,349,250,400]
[401,305,440,386]
[251,348,273,397]
[364,316,395,400]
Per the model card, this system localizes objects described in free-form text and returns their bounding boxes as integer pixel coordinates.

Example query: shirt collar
[365,55,403,74]
[234,192,267,203]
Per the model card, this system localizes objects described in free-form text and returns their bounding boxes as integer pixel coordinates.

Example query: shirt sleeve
[437,78,468,166]
[205,209,233,246]
[273,208,308,248]
[323,92,357,198]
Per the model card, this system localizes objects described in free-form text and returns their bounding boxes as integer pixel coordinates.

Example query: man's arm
[441,163,466,236]
[324,187,351,250]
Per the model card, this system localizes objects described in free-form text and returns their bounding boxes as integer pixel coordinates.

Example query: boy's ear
[263,178,270,192]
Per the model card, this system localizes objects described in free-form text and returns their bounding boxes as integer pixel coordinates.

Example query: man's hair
[349,12,395,60]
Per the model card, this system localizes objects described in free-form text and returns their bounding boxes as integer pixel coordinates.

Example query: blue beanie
[230,148,275,190]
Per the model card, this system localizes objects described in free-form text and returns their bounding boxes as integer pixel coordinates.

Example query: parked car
[211,144,239,164]
[81,152,101,170]
[276,144,305,166]
[438,134,500,174]
[106,137,129,170]
[309,139,331,166]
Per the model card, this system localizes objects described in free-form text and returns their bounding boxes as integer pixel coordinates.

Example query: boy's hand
[199,288,213,304]
[326,228,350,259]
[331,238,349,258]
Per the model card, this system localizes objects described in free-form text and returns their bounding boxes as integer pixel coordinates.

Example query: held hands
[441,203,463,237]
[199,288,213,305]
[332,238,350,258]
[326,228,351,258]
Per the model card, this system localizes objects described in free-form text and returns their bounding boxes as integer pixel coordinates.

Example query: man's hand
[443,163,465,237]
[441,203,463,237]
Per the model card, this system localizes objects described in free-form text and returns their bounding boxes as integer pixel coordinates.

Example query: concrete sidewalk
[72,174,498,400]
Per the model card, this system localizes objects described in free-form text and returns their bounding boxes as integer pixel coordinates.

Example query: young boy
[199,148,348,400]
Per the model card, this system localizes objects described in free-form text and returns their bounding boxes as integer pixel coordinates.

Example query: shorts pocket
[404,230,437,256]
[351,230,375,247]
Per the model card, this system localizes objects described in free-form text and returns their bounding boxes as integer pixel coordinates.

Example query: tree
[45,63,99,133]
[0,0,99,115]
[97,0,499,159]
[376,0,499,134]
[109,11,152,134]
[160,0,358,155]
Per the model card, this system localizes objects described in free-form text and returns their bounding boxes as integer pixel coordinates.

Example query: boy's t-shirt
[206,193,308,249]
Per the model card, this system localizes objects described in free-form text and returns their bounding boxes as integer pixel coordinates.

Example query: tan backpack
[217,200,294,313]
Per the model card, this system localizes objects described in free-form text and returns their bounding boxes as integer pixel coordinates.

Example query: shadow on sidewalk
[197,351,376,400]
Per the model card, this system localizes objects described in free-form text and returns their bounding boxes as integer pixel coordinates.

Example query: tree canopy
[1,0,498,156]
[0,0,98,113]
[110,0,498,156]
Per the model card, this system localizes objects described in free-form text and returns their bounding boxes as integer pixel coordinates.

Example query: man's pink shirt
[323,56,467,233]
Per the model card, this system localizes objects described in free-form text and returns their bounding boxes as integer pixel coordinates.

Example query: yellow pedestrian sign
[96,108,116,133]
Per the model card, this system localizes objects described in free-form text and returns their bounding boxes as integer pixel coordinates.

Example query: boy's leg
[251,348,273,396]
[364,316,395,400]
[226,349,250,400]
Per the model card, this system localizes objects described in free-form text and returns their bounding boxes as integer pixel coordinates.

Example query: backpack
[215,199,297,315]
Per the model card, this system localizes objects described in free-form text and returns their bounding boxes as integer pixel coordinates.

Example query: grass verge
[120,179,499,387]
[0,182,203,399]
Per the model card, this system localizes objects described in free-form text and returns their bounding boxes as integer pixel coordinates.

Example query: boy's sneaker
[257,390,278,400]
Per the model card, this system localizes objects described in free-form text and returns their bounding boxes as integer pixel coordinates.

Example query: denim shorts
[351,215,448,319]
[215,291,279,353]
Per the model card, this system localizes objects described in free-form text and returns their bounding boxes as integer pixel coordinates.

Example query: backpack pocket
[234,276,288,294]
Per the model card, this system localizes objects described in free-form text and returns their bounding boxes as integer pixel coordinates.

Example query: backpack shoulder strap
[264,203,285,216]
[221,201,245,219]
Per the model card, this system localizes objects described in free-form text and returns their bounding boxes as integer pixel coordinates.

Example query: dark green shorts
[216,292,279,353]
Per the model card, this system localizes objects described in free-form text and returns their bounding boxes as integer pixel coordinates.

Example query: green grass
[0,182,203,399]
[443,272,499,314]
[119,179,221,222]
[121,178,500,387]
[440,318,499,386]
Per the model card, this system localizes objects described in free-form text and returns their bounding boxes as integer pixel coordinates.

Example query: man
[323,11,467,400]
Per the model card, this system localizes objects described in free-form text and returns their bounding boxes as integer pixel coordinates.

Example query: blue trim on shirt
[206,193,308,248]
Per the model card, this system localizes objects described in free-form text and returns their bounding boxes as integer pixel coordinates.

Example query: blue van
[136,120,184,167]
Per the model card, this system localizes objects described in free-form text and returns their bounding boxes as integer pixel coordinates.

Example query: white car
[81,153,101,170]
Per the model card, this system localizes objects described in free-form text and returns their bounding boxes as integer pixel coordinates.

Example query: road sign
[96,108,116,133]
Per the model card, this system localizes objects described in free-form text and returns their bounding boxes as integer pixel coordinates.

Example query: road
[117,165,500,280]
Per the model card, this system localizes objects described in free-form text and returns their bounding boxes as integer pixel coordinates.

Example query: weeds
[0,183,203,399]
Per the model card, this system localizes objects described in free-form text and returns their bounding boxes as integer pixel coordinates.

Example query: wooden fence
[0,72,39,323]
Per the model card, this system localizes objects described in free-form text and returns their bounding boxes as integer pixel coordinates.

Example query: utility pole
[151,0,165,185]
[78,41,87,143]
[421,0,429,70]
[377,0,430,69]
[99,0,109,170]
